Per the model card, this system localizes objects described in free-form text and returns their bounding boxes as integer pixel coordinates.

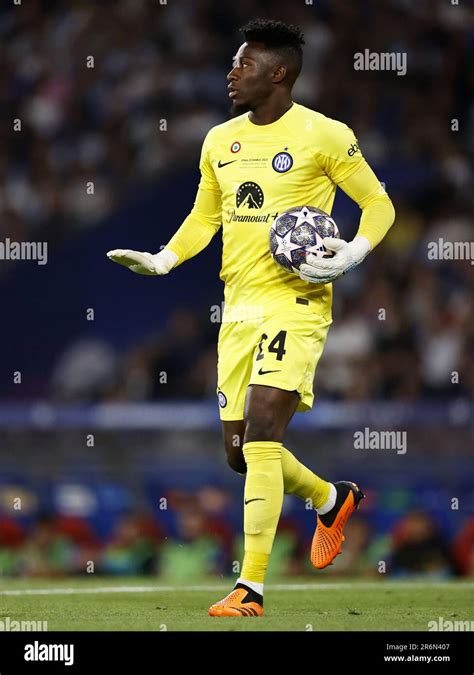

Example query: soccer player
[107,19,395,617]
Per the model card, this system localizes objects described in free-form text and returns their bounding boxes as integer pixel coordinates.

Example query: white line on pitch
[1,582,473,597]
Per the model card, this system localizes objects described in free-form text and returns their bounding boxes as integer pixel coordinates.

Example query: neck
[248,94,293,126]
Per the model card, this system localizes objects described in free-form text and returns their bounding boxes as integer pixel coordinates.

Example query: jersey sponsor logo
[217,390,227,408]
[257,367,281,375]
[272,151,293,173]
[217,159,237,168]
[236,181,264,209]
[230,141,241,153]
[244,498,266,505]
[226,209,278,223]
[347,142,360,156]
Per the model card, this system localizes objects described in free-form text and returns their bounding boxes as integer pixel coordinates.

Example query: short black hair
[239,19,305,86]
[240,18,305,54]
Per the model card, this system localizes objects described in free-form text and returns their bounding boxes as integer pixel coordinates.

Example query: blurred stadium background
[0,0,472,581]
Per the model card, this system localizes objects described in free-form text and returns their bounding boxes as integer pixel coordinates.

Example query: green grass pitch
[1,577,472,632]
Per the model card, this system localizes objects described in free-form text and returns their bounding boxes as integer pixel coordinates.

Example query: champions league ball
[269,205,340,275]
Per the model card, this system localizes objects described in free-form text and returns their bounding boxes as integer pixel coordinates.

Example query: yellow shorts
[216,308,332,421]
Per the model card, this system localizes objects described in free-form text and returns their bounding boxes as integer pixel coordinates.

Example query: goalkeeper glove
[106,248,178,275]
[299,235,371,284]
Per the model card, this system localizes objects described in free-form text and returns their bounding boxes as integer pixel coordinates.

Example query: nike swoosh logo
[218,160,237,168]
[258,368,281,375]
[245,498,266,505]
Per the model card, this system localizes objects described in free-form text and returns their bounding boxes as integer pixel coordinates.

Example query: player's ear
[272,64,287,84]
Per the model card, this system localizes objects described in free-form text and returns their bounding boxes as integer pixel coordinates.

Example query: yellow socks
[240,441,283,583]
[238,441,331,586]
[281,446,331,510]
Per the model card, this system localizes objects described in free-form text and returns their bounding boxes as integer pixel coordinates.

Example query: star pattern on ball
[305,232,327,257]
[288,206,318,228]
[270,205,339,274]
[273,228,302,262]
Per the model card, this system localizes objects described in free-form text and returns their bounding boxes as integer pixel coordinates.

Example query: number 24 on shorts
[256,330,287,362]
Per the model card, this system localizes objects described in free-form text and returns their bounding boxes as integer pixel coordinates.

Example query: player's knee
[244,413,281,443]
[225,444,247,475]
[227,453,247,475]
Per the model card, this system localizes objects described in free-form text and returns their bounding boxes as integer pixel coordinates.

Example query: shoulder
[203,114,248,146]
[293,103,353,133]
[293,104,358,157]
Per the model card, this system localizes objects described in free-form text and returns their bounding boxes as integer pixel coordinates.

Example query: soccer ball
[269,205,340,275]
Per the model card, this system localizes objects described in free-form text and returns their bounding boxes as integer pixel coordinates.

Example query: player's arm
[299,123,395,284]
[107,132,222,275]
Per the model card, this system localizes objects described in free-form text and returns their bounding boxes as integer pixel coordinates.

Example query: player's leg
[223,308,357,486]
[243,387,341,511]
[223,402,331,498]
[222,419,246,474]
[211,314,364,615]
[213,322,275,615]
[235,385,364,602]
[236,384,297,610]
[247,312,365,570]
[222,413,353,527]
[210,384,297,616]
[213,383,343,616]
[213,383,363,615]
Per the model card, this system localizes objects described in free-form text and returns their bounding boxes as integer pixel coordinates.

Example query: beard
[229,100,251,117]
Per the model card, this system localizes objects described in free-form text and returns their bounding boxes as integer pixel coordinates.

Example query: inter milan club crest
[217,390,227,408]
[272,150,293,173]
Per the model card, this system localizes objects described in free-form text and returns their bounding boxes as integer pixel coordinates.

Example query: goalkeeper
[108,19,395,617]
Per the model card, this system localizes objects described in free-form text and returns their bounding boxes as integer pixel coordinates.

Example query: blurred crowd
[1,0,472,402]
[1,0,472,240]
[1,497,473,579]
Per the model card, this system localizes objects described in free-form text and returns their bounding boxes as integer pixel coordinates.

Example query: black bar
[0,631,471,673]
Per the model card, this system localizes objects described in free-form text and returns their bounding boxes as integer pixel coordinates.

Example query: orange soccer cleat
[311,481,365,569]
[208,584,264,617]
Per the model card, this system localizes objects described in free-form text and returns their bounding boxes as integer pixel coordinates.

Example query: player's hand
[299,236,371,284]
[106,248,178,275]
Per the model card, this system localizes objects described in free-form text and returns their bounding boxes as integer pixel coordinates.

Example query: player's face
[227,42,276,115]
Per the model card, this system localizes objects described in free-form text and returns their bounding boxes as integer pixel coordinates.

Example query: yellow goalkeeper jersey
[167,101,389,322]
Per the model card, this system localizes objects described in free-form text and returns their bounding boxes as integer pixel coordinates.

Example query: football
[269,205,340,275]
